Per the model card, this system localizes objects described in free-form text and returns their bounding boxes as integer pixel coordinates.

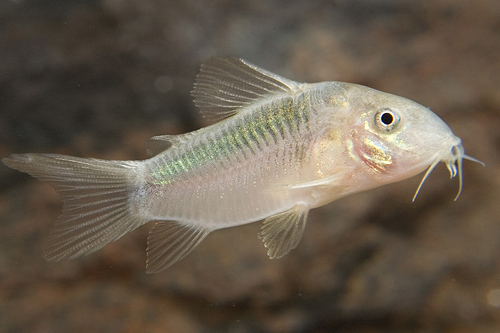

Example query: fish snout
[442,141,464,177]
[412,137,484,202]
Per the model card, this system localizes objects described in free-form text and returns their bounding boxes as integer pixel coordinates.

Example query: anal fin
[146,221,210,273]
[258,205,309,259]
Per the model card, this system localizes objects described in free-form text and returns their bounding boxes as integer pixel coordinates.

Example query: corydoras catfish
[2,58,483,273]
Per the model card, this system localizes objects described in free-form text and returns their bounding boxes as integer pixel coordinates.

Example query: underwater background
[0,0,499,331]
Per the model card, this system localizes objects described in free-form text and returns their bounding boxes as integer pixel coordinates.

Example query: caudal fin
[2,153,147,262]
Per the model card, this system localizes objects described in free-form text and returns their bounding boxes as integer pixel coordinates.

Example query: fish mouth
[412,142,484,202]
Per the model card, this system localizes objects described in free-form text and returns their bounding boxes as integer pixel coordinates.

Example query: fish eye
[375,108,400,132]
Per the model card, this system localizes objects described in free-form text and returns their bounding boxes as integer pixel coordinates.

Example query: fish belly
[139,151,298,229]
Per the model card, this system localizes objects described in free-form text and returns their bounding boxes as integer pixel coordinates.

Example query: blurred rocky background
[0,0,499,332]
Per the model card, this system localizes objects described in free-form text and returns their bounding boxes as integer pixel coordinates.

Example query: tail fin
[2,153,147,262]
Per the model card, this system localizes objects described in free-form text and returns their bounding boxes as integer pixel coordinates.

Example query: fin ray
[146,221,210,273]
[192,57,301,121]
[286,169,352,189]
[2,154,146,261]
[258,205,309,259]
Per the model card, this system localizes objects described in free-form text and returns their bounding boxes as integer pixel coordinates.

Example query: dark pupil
[381,112,394,125]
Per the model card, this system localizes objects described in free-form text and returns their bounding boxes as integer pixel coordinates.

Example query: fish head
[342,84,482,200]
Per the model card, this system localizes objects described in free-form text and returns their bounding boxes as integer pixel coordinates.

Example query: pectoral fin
[286,169,352,189]
[258,205,309,259]
[146,221,210,273]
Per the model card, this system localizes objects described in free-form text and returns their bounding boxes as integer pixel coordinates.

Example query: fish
[2,57,483,273]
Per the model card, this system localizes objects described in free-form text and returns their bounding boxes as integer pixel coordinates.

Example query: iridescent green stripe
[151,95,312,185]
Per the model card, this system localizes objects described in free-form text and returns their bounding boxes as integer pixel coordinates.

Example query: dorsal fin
[192,57,302,121]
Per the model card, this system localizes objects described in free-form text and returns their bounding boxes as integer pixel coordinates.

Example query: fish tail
[2,153,147,262]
